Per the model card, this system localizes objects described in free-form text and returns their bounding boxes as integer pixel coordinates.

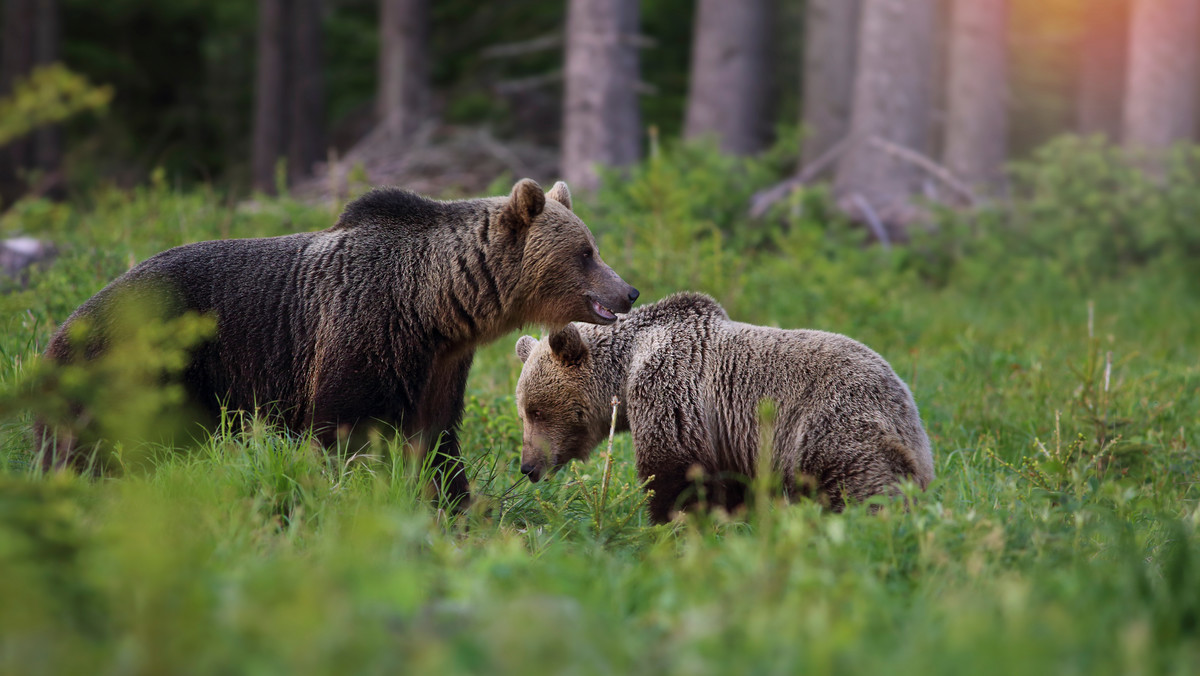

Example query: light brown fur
[515,293,933,523]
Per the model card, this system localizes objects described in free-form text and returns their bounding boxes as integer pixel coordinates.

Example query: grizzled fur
[38,179,637,507]
[515,293,933,523]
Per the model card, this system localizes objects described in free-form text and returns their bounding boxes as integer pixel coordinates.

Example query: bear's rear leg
[820,440,920,511]
[425,432,471,513]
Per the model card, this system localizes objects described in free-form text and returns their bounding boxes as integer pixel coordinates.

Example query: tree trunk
[1077,0,1130,141]
[683,0,773,155]
[32,0,60,178]
[833,0,938,228]
[252,0,289,194]
[2,0,61,198]
[378,0,430,142]
[942,0,1009,191]
[287,0,326,183]
[1123,0,1200,153]
[561,0,641,191]
[0,0,33,94]
[801,0,860,165]
[2,0,35,193]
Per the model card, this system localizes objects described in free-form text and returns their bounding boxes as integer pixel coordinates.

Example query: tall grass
[1,138,1198,674]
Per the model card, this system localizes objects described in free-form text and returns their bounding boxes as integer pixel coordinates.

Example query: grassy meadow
[1,140,1198,674]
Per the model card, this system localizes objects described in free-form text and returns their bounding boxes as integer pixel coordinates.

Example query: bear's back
[711,321,932,482]
[622,302,930,482]
[62,231,323,329]
[65,186,466,325]
[333,186,494,238]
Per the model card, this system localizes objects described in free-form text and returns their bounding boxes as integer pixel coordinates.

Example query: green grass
[1,143,1198,674]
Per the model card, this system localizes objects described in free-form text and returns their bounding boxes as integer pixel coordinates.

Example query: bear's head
[513,325,613,482]
[504,179,639,328]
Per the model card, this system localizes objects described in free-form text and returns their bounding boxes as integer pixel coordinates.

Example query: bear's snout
[587,263,639,319]
[520,462,543,483]
[607,281,638,314]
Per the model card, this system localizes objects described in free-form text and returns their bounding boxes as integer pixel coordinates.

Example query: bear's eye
[581,248,592,260]
[528,409,541,420]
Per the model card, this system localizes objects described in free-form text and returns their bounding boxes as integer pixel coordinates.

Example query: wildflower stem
[596,396,620,527]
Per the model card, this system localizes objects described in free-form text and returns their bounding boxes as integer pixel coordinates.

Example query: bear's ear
[515,335,538,363]
[546,181,572,211]
[548,325,588,366]
[505,178,546,229]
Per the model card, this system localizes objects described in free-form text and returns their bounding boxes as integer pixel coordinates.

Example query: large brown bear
[514,293,933,523]
[38,179,638,507]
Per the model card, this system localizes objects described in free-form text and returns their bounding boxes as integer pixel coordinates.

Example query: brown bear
[514,293,933,523]
[37,179,638,508]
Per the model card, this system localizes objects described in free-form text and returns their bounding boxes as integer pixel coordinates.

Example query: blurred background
[0,0,1177,221]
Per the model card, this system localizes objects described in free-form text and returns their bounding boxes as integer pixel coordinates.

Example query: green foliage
[8,301,215,472]
[0,64,111,147]
[1005,136,1200,276]
[0,140,1198,673]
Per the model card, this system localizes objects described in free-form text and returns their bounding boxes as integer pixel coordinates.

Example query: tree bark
[2,0,35,193]
[833,0,938,226]
[252,0,325,193]
[2,0,62,198]
[1077,0,1130,141]
[252,0,289,194]
[942,0,1009,191]
[683,0,773,155]
[801,0,860,165]
[1123,0,1200,153]
[287,0,326,183]
[561,0,641,191]
[0,0,33,95]
[32,0,60,177]
[378,0,430,142]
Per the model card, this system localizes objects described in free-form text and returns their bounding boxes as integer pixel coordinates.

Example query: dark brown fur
[37,179,638,508]
[515,293,933,523]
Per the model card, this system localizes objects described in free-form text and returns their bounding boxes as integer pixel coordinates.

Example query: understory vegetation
[1,139,1198,674]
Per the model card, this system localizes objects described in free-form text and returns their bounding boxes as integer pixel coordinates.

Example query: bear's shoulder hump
[333,187,447,231]
[634,292,727,323]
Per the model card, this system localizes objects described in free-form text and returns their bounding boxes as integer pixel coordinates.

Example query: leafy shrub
[980,136,1200,281]
[2,295,215,472]
[0,64,112,148]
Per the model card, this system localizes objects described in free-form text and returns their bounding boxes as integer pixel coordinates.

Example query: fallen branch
[493,70,563,94]
[481,33,563,59]
[633,80,659,96]
[867,136,978,206]
[471,128,534,178]
[749,136,851,218]
[849,193,892,251]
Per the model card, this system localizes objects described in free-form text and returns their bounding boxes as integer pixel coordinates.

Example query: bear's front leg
[631,415,717,524]
[414,349,475,512]
[628,350,716,524]
[636,456,698,524]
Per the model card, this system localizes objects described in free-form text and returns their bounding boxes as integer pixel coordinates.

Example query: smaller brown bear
[514,293,934,523]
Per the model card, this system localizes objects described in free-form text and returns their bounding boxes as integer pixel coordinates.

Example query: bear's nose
[628,287,640,303]
[520,462,542,483]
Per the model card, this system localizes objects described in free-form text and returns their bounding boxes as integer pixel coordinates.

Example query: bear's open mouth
[590,298,617,322]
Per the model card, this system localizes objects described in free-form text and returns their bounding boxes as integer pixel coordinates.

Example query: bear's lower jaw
[590,298,618,323]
